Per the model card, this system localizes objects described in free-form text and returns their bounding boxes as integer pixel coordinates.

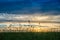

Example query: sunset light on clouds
[0,0,60,32]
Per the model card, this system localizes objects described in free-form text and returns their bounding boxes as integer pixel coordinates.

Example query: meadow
[0,32,60,40]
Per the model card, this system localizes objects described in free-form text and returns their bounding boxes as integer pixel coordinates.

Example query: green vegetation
[0,32,60,40]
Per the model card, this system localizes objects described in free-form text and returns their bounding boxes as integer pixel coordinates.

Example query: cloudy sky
[0,0,60,22]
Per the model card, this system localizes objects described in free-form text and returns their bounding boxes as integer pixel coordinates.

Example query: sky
[0,0,60,22]
[0,0,60,14]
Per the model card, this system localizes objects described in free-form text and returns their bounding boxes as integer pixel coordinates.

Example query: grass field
[0,32,60,40]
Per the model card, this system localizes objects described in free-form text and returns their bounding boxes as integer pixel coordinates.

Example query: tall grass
[0,32,60,40]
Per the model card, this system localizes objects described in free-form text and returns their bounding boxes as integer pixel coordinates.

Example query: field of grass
[0,32,60,40]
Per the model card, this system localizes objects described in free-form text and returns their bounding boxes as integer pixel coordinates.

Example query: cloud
[0,13,60,22]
